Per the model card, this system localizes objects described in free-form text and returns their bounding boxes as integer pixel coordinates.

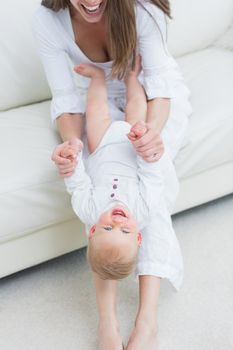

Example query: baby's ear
[89,225,96,237]
[137,232,142,246]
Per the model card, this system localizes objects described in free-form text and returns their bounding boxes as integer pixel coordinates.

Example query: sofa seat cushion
[175,47,233,179]
[0,102,74,242]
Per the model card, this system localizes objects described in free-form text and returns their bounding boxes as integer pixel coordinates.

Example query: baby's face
[89,205,142,253]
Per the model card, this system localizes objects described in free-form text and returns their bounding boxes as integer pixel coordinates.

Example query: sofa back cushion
[168,0,233,56]
[0,0,233,111]
[0,0,51,111]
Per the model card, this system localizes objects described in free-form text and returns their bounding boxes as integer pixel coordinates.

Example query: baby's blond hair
[86,239,138,280]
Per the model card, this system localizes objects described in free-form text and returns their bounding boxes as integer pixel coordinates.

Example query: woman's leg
[126,276,160,350]
[125,95,190,349]
[92,272,124,350]
[137,275,161,326]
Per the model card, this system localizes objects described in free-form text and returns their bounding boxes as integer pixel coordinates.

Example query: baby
[63,59,163,280]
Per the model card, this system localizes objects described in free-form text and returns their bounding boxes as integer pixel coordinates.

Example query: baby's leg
[124,56,147,127]
[75,64,111,154]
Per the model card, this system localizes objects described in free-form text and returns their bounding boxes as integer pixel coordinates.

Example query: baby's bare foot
[126,319,158,350]
[98,320,124,350]
[74,63,104,79]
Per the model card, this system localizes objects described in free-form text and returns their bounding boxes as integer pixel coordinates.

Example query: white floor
[0,194,233,350]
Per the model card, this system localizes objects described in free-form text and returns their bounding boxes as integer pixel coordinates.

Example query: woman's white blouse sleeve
[136,2,181,100]
[32,8,85,123]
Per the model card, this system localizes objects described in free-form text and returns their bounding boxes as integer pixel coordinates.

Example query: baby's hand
[60,138,83,161]
[127,121,147,142]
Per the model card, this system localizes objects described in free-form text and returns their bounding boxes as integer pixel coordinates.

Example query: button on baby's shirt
[110,178,118,198]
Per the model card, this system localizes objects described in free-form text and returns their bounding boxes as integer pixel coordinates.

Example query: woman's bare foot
[126,318,158,350]
[74,63,105,79]
[98,319,124,350]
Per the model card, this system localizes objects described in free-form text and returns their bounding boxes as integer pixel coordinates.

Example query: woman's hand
[51,138,83,177]
[129,122,164,162]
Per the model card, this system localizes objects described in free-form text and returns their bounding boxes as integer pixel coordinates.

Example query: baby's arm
[64,150,96,226]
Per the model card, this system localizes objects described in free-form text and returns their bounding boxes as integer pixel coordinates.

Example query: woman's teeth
[81,3,101,13]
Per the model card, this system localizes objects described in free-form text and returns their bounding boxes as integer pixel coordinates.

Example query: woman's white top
[64,121,164,231]
[32,0,185,123]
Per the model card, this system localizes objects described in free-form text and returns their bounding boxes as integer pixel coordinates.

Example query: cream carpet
[0,194,233,350]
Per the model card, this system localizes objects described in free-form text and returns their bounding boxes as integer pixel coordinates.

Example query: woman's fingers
[137,145,165,162]
[51,142,69,161]
[60,171,75,178]
[137,149,164,161]
[51,141,78,176]
[129,124,165,162]
[133,129,163,152]
[135,140,163,153]
[132,127,156,148]
[59,161,77,171]
[59,161,77,176]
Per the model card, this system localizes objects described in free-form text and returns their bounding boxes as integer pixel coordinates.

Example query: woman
[32,0,192,349]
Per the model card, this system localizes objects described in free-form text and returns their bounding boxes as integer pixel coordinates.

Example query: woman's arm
[130,97,169,162]
[147,97,170,133]
[133,3,180,161]
[32,9,86,175]
[57,113,84,141]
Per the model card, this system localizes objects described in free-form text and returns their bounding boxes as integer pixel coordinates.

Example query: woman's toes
[126,322,158,350]
[98,321,123,350]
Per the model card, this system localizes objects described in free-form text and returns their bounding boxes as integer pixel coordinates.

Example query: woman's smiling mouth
[81,2,103,15]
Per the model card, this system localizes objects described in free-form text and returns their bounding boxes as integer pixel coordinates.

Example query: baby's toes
[74,64,104,79]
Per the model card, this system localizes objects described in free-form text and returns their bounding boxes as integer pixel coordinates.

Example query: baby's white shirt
[64,121,164,232]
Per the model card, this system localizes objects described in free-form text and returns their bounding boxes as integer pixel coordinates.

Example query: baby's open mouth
[112,209,127,218]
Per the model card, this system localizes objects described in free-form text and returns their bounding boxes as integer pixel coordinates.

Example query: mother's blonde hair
[41,0,171,78]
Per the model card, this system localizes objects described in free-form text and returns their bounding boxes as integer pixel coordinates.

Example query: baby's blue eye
[104,227,112,231]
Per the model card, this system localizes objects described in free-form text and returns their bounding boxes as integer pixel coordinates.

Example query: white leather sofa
[1,0,233,278]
